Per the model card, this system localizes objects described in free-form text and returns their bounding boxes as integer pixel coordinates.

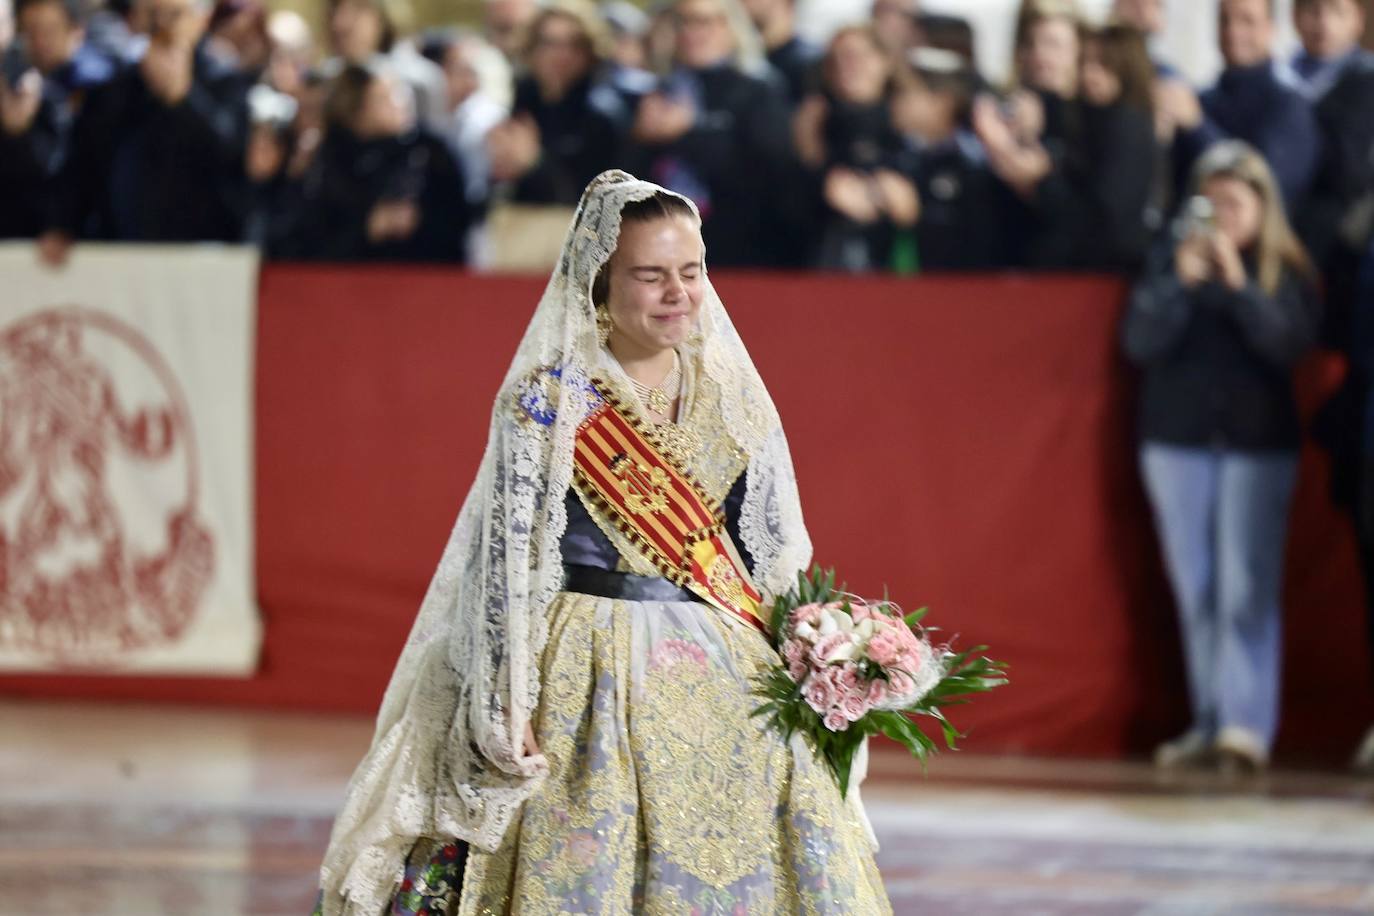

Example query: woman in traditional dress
[313,169,891,915]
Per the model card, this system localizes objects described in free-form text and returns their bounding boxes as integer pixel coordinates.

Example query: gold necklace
[627,351,681,417]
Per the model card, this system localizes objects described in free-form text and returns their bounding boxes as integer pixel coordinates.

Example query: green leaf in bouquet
[927,707,962,749]
[829,730,865,799]
[903,607,929,627]
[867,710,936,768]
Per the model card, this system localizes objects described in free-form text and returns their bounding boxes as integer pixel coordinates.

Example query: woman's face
[605,215,705,356]
[675,0,733,70]
[530,12,593,95]
[890,80,954,141]
[354,74,412,138]
[1080,39,1121,106]
[1018,17,1079,98]
[330,0,383,62]
[1204,174,1265,250]
[1219,0,1273,69]
[1295,0,1364,60]
[828,32,889,105]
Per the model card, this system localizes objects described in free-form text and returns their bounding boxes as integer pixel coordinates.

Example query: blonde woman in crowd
[1122,141,1322,775]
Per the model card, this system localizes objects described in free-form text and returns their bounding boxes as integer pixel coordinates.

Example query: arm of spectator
[0,75,49,183]
[0,72,42,138]
[1164,81,1225,164]
[1121,254,1197,364]
[1322,69,1374,202]
[44,68,126,244]
[872,168,919,227]
[1222,272,1323,368]
[167,79,249,164]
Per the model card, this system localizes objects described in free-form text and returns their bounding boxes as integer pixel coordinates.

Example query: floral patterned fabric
[455,591,891,915]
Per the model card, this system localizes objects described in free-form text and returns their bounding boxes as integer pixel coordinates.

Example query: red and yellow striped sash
[571,384,766,633]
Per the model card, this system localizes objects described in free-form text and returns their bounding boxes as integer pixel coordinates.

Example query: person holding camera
[37,0,250,257]
[289,61,469,262]
[0,0,114,238]
[1122,140,1321,774]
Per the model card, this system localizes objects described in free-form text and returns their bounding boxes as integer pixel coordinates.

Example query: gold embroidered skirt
[458,590,892,915]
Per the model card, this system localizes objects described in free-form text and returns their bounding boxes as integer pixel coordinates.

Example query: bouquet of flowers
[754,567,1008,795]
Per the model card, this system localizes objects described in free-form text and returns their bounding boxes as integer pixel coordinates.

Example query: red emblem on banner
[0,307,215,665]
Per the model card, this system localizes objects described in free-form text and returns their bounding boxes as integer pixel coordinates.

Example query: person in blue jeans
[1122,140,1322,773]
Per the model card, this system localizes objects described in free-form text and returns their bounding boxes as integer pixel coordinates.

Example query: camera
[1173,194,1216,242]
[247,83,298,130]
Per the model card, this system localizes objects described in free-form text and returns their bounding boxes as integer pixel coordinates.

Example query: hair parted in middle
[591,192,700,309]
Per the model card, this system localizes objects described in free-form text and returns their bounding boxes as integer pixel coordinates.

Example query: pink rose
[841,691,869,722]
[887,670,916,701]
[823,709,849,732]
[866,678,889,706]
[867,626,905,668]
[802,672,838,714]
[849,601,872,622]
[836,662,863,692]
[789,602,823,628]
[782,640,809,681]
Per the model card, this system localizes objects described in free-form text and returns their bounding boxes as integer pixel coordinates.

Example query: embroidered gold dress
[310,171,890,916]
[443,361,890,915]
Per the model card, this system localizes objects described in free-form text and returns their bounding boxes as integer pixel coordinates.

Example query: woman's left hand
[1209,234,1247,291]
[871,169,920,227]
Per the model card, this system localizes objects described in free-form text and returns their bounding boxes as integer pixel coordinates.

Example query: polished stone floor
[2,700,1372,915]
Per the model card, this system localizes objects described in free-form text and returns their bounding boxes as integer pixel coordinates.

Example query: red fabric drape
[3,266,1367,760]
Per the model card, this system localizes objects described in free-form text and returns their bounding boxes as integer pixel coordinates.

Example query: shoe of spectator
[1214,726,1268,776]
[1153,729,1214,769]
[1353,724,1374,775]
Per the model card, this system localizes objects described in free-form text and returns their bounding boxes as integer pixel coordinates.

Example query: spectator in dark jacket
[794,23,917,271]
[741,0,819,107]
[1059,23,1157,269]
[975,22,1157,271]
[2,0,114,238]
[323,0,446,130]
[1122,141,1321,775]
[292,61,468,262]
[1157,0,1321,214]
[1287,0,1374,771]
[1291,0,1374,289]
[40,0,250,255]
[1112,0,1180,77]
[890,49,1009,271]
[627,0,794,267]
[487,0,629,206]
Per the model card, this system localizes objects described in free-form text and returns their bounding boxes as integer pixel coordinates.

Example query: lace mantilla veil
[316,170,813,915]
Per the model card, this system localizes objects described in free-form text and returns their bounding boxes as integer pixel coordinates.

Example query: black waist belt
[561,564,702,603]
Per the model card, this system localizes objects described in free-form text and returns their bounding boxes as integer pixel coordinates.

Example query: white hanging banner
[0,243,262,674]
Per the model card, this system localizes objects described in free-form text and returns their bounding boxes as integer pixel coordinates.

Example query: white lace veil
[316,170,812,915]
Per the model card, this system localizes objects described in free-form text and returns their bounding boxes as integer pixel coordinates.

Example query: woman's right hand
[1174,237,1212,288]
[522,720,542,757]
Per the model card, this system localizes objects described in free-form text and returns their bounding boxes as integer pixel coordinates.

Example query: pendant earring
[595,308,613,347]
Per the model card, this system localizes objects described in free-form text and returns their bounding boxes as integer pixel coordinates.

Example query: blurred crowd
[2,0,1374,767]
[0,0,1368,278]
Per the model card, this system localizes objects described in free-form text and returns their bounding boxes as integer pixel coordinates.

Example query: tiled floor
[2,700,1372,915]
